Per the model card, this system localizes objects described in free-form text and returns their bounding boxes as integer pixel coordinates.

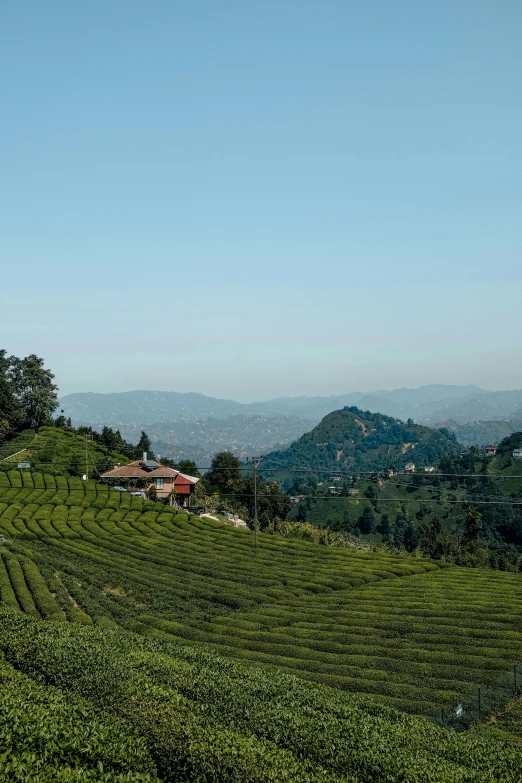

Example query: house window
[154,478,164,490]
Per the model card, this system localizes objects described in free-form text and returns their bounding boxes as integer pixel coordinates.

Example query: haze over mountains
[59,385,522,463]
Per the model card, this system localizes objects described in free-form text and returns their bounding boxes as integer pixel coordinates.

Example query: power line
[3,485,522,506]
[18,460,522,480]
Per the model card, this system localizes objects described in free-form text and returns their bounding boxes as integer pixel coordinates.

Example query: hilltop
[262,406,460,473]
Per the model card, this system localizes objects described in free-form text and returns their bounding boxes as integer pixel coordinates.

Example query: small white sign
[455,703,463,717]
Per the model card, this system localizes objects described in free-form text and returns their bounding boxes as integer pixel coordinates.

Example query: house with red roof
[101,453,199,507]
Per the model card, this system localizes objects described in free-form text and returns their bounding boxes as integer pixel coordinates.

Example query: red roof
[174,472,200,494]
[101,461,200,486]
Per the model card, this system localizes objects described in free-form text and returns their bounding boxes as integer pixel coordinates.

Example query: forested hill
[262,406,460,472]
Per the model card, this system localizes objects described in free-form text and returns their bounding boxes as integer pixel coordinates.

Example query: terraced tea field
[1,468,522,724]
[3,609,522,783]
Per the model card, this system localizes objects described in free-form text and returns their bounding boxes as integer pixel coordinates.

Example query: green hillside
[0,426,131,477]
[1,469,522,718]
[2,468,522,778]
[262,407,460,473]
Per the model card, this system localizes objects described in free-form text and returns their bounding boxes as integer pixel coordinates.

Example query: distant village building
[424,466,436,473]
[290,494,306,504]
[101,453,199,507]
[329,486,340,495]
[484,446,497,457]
[405,462,416,472]
[348,487,359,495]
[513,448,522,459]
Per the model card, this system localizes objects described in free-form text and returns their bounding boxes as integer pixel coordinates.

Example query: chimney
[143,452,147,463]
[113,463,120,470]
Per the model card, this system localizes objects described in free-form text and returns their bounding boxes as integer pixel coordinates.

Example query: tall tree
[206,451,243,494]
[6,353,58,429]
[463,507,483,545]
[359,506,375,534]
[135,431,154,460]
[174,459,201,477]
[0,350,20,437]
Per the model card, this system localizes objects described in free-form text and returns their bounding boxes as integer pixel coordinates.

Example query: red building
[101,453,199,507]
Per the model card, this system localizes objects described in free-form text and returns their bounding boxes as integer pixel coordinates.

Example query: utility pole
[84,434,91,481]
[247,456,263,549]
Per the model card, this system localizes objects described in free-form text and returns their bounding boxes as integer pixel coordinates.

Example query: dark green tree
[174,459,201,477]
[206,451,243,494]
[364,484,378,500]
[377,513,392,539]
[243,476,290,528]
[418,516,443,558]
[404,523,419,552]
[359,506,375,534]
[295,502,308,523]
[5,352,58,429]
[135,431,154,460]
[463,507,482,546]
[0,351,21,441]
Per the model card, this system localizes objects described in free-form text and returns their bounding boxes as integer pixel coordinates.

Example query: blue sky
[1,1,521,399]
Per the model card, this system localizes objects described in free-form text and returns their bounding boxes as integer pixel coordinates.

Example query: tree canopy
[0,351,58,440]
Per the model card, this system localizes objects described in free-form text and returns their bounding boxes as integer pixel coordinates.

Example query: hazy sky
[1,1,521,400]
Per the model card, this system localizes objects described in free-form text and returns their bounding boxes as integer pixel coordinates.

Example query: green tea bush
[0,556,20,610]
[0,655,158,782]
[2,554,40,617]
[2,610,522,783]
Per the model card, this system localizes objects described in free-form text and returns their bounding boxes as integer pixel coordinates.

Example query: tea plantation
[2,467,522,780]
[1,608,522,783]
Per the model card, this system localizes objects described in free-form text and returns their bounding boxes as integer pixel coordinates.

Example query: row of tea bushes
[0,651,158,782]
[1,609,522,783]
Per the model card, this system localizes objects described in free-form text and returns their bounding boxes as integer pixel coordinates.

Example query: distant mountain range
[439,417,522,449]
[116,415,312,466]
[59,385,522,461]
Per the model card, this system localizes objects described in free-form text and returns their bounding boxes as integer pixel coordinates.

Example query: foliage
[0,350,59,440]
[205,451,244,494]
[0,653,158,782]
